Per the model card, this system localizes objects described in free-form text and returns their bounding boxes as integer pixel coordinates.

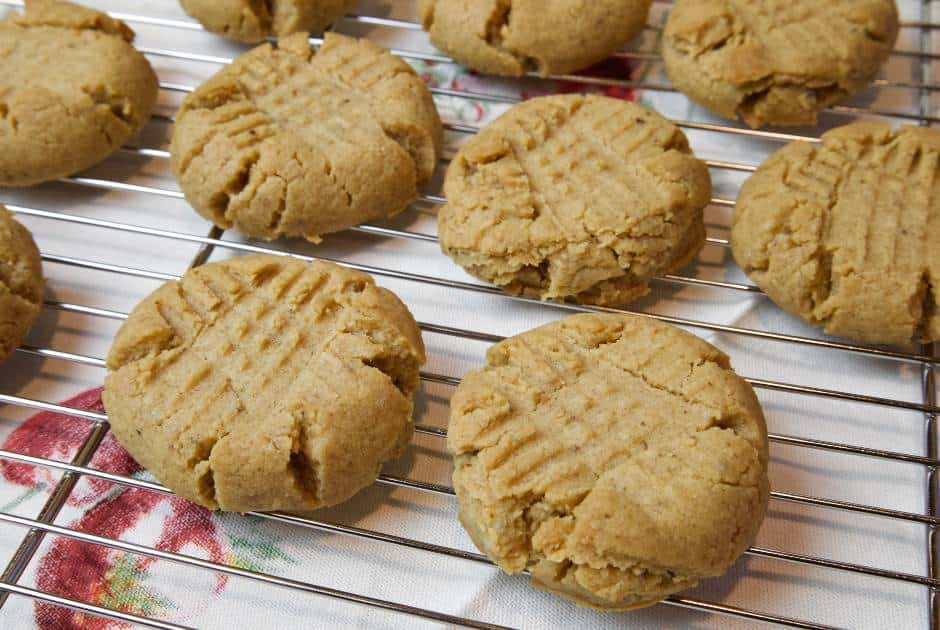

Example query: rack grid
[0,1,937,628]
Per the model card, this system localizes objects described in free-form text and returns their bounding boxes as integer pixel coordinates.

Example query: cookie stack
[2,0,930,618]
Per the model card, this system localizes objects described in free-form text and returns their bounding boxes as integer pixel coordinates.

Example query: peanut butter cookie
[103,254,426,513]
[420,0,652,77]
[448,313,769,610]
[180,0,355,43]
[170,32,442,243]
[732,121,940,347]
[663,0,899,128]
[0,205,44,363]
[437,94,711,306]
[0,0,159,186]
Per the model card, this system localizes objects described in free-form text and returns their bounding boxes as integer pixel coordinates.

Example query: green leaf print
[98,553,172,617]
[222,519,296,573]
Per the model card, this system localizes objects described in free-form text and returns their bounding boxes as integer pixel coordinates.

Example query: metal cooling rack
[0,1,937,628]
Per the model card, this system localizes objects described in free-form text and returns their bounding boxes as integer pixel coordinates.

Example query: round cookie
[0,0,159,186]
[662,0,899,129]
[437,94,712,306]
[448,313,769,610]
[180,0,355,43]
[170,32,442,243]
[732,121,940,347]
[420,0,652,77]
[0,205,44,363]
[103,254,426,513]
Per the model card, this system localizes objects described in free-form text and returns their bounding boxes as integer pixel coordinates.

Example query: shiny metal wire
[0,1,937,628]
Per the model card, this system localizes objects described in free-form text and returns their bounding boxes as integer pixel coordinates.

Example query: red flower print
[1,388,229,629]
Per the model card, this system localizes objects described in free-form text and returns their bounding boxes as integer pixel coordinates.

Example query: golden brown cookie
[732,121,940,347]
[170,32,442,243]
[179,0,355,43]
[663,0,899,128]
[420,0,652,77]
[437,94,711,306]
[0,205,44,363]
[0,0,159,186]
[103,254,426,513]
[448,313,769,610]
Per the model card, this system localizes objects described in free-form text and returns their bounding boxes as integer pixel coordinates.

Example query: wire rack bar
[4,346,939,525]
[13,331,938,469]
[0,423,108,610]
[114,143,750,249]
[0,396,940,587]
[30,245,940,411]
[0,231,223,618]
[915,3,939,625]
[26,245,940,414]
[0,452,877,629]
[925,350,938,628]
[142,40,940,125]
[120,139,748,249]
[345,9,940,39]
[0,583,192,630]
[128,116,785,183]
[0,1,936,627]
[0,444,934,530]
[10,204,938,366]
[0,0,931,102]
[149,69,824,145]
[0,393,107,421]
[0,512,514,630]
[118,138,754,188]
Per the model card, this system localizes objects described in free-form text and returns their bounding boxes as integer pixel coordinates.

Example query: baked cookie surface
[0,0,159,186]
[170,32,442,243]
[180,0,355,43]
[420,0,652,77]
[732,122,940,347]
[437,94,711,306]
[663,0,899,128]
[448,313,769,610]
[103,254,426,513]
[0,205,44,363]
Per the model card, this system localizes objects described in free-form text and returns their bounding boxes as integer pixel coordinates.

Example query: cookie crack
[188,430,224,507]
[593,350,746,438]
[0,261,41,308]
[220,151,262,224]
[541,553,700,583]
[288,413,320,504]
[81,84,135,127]
[503,117,581,237]
[807,150,848,318]
[484,0,512,49]
[361,352,413,397]
[342,312,419,397]
[478,0,542,73]
[737,80,844,128]
[916,272,936,342]
[320,151,354,209]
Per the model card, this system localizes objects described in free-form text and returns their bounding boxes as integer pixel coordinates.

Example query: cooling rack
[0,1,937,628]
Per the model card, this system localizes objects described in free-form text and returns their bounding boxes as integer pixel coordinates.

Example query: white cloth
[0,1,937,628]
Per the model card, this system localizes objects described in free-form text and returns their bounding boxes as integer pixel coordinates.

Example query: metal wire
[0,1,937,628]
[915,3,940,626]
[0,444,938,592]
[11,203,940,366]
